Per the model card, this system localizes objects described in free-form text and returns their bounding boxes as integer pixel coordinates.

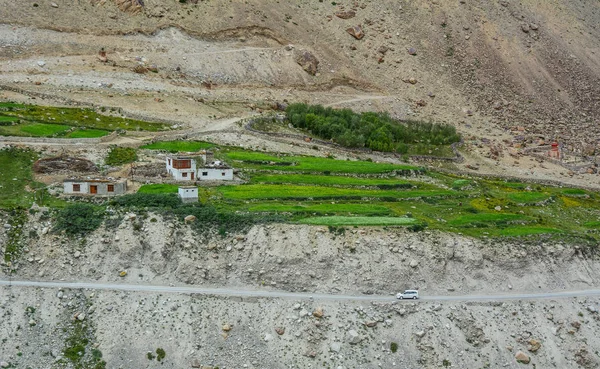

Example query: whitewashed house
[178,186,198,203]
[166,152,234,181]
[63,178,127,196]
[198,161,234,181]
[166,155,198,181]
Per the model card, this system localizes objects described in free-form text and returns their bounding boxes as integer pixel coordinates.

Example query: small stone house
[178,186,198,203]
[198,161,234,181]
[63,178,127,196]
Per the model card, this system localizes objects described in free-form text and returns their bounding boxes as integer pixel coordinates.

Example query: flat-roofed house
[166,155,198,181]
[63,178,127,196]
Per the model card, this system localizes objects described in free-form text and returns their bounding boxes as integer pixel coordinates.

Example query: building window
[73,184,81,192]
[222,172,226,176]
[173,159,192,169]
[202,172,208,176]
[182,172,188,177]
[107,184,115,192]
[168,159,171,165]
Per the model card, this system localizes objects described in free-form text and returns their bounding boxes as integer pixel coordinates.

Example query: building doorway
[90,185,98,194]
[191,172,195,180]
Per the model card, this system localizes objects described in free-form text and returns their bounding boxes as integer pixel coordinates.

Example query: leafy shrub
[105,146,137,166]
[390,342,398,353]
[286,103,460,152]
[111,193,181,208]
[54,203,104,235]
[156,348,166,362]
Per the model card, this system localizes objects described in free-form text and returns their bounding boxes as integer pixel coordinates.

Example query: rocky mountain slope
[1,210,600,368]
[2,0,599,148]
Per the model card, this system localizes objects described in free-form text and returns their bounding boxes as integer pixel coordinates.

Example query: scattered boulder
[409,259,419,268]
[313,307,324,318]
[346,25,365,40]
[407,47,417,55]
[185,215,197,223]
[330,342,341,353]
[364,321,377,328]
[222,324,232,332]
[294,50,320,75]
[347,330,362,344]
[335,10,356,19]
[515,351,531,364]
[275,327,285,335]
[527,339,541,352]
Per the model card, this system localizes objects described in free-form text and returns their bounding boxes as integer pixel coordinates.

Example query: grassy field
[224,150,418,174]
[138,184,180,194]
[0,102,170,136]
[218,184,454,200]
[247,202,393,215]
[249,174,418,187]
[140,141,214,152]
[0,148,65,208]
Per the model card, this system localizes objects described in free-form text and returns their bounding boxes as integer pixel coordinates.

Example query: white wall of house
[166,157,198,181]
[64,181,90,194]
[178,187,198,203]
[198,168,234,181]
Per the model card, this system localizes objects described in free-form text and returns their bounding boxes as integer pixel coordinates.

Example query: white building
[165,153,234,181]
[166,155,198,181]
[178,186,198,203]
[63,178,127,196]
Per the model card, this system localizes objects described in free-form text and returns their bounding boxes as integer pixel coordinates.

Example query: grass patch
[584,221,600,228]
[298,216,417,226]
[250,174,417,187]
[224,151,418,174]
[105,147,137,166]
[448,213,527,227]
[247,202,393,215]
[137,184,180,194]
[0,148,39,208]
[562,188,587,196]
[506,192,549,203]
[66,129,110,138]
[0,103,170,132]
[218,184,453,200]
[3,209,27,264]
[140,140,214,152]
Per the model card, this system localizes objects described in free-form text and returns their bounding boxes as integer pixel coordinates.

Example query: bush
[111,193,181,208]
[105,146,137,166]
[286,103,460,152]
[54,203,104,236]
[156,348,166,362]
[390,342,398,353]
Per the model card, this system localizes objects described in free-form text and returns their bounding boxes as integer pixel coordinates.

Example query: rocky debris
[515,351,531,364]
[346,25,365,40]
[191,359,202,368]
[33,156,98,174]
[222,324,232,332]
[294,50,319,75]
[313,307,324,318]
[527,339,541,352]
[335,10,356,19]
[347,329,362,344]
[0,362,9,368]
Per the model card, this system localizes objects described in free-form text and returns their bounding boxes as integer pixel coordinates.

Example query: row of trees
[286,104,461,153]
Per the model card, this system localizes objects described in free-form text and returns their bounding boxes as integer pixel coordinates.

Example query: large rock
[527,339,541,352]
[294,50,319,75]
[347,329,362,344]
[335,10,356,19]
[515,351,531,364]
[115,0,144,14]
[346,25,365,40]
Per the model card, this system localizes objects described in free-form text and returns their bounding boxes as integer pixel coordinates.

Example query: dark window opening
[73,184,81,192]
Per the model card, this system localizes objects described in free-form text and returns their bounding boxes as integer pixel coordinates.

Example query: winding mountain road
[1,279,599,302]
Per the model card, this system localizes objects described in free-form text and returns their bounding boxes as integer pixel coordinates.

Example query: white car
[396,290,419,300]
